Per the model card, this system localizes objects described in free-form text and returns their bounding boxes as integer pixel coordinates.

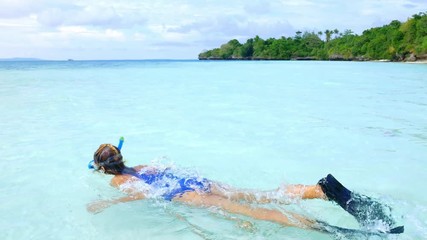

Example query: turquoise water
[0,60,426,239]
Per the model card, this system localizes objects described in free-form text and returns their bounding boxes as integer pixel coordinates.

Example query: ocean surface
[0,60,426,239]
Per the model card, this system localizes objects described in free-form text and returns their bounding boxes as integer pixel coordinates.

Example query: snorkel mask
[88,137,124,169]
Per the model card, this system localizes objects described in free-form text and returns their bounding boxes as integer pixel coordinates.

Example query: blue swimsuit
[122,167,211,201]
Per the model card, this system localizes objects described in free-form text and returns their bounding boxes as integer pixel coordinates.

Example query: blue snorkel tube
[117,136,124,151]
[88,160,95,169]
[88,137,124,169]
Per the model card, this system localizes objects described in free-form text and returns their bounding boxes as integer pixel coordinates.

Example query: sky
[0,0,426,60]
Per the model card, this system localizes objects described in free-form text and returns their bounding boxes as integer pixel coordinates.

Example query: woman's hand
[87,200,113,214]
[87,194,146,214]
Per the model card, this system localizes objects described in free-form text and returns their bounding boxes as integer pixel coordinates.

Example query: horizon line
[0,58,199,62]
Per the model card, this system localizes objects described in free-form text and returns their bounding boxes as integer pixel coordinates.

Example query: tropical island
[199,12,427,62]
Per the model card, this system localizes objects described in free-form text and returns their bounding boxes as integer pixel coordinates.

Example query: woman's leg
[284,184,326,199]
[209,182,326,204]
[174,191,318,230]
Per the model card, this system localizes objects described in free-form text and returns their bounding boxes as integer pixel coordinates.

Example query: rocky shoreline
[199,53,427,63]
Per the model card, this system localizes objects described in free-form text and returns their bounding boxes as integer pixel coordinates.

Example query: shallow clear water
[0,60,426,239]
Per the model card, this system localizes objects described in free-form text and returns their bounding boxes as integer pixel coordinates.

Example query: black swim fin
[389,225,404,234]
[314,220,404,236]
[318,174,401,231]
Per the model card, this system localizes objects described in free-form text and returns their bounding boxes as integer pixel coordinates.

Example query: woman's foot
[318,174,397,229]
[282,184,327,199]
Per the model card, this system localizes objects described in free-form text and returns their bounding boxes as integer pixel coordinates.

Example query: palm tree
[343,29,354,36]
[333,29,339,39]
[324,30,332,42]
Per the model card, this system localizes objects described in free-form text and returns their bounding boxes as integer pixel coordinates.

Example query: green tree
[253,35,265,58]
[240,38,254,58]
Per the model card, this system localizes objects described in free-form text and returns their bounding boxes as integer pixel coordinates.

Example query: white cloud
[244,1,272,15]
[44,26,125,40]
[133,32,146,41]
[0,19,36,28]
[280,0,315,7]
[0,0,74,18]
[105,29,124,40]
[35,4,146,28]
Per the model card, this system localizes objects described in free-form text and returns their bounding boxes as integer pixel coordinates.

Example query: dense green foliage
[199,12,427,61]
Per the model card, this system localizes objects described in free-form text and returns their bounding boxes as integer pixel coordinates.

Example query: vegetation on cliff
[199,12,427,61]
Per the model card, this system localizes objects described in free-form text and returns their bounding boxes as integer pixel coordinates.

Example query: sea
[0,60,426,239]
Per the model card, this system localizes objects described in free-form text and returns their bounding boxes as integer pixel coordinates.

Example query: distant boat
[67,59,74,61]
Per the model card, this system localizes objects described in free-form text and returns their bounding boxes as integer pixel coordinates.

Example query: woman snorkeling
[87,138,403,235]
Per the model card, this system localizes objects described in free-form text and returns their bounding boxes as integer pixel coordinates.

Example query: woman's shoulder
[110,165,147,187]
[110,175,131,187]
[133,165,146,171]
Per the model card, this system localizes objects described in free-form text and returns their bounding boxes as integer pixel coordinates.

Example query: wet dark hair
[93,144,125,175]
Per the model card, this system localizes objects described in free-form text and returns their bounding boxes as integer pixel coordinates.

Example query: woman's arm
[87,173,147,214]
[87,193,145,214]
